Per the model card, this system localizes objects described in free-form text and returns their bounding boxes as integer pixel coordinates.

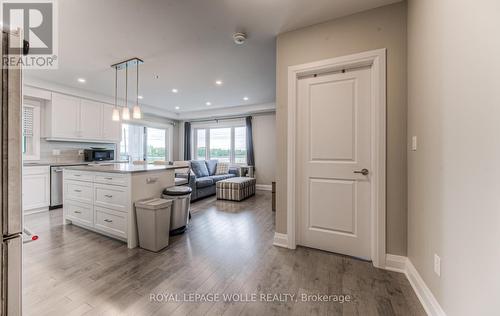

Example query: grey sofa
[183,160,237,201]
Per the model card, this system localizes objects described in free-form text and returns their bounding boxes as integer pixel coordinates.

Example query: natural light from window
[194,125,247,164]
[121,124,169,162]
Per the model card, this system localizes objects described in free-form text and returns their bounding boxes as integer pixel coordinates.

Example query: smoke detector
[233,32,247,45]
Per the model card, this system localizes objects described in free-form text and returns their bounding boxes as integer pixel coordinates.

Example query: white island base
[62,165,176,248]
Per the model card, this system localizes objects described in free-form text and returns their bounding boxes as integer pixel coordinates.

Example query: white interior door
[297,67,372,260]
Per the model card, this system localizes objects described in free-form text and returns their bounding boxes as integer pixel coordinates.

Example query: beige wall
[407,0,500,314]
[252,113,276,185]
[276,2,408,255]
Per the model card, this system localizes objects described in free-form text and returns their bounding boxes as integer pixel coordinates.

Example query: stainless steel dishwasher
[50,164,88,209]
[49,166,64,209]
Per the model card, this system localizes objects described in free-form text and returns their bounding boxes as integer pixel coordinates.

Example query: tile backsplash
[39,139,116,163]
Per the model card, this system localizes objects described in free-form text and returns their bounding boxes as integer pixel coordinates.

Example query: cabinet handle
[104,194,113,198]
[74,189,82,192]
[74,211,82,214]
[104,177,113,180]
[74,174,81,177]
[104,219,113,223]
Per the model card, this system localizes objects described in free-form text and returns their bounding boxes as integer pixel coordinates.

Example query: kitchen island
[62,163,181,248]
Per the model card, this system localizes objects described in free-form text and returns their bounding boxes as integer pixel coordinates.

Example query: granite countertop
[64,163,182,174]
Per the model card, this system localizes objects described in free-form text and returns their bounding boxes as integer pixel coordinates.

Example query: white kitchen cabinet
[45,92,121,143]
[101,104,122,142]
[63,168,175,248]
[80,99,103,139]
[48,93,80,139]
[22,166,50,213]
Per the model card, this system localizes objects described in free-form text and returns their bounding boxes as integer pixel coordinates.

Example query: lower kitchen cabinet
[22,166,50,213]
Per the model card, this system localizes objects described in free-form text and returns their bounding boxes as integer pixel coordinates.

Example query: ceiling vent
[233,32,247,45]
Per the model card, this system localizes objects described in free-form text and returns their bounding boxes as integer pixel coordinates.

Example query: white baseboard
[385,254,446,316]
[256,184,272,191]
[385,254,407,273]
[273,233,289,248]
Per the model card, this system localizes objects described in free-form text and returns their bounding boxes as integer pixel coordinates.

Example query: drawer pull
[104,177,113,180]
[104,194,113,198]
[74,174,81,177]
[104,219,113,223]
[74,189,82,193]
[74,211,82,214]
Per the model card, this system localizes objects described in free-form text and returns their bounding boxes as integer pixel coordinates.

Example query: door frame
[286,48,386,268]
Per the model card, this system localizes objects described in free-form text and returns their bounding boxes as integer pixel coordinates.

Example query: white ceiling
[25,0,399,114]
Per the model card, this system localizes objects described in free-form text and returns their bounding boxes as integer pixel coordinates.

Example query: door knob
[353,168,369,176]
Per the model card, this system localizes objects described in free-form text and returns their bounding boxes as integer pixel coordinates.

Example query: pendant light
[132,61,142,119]
[110,58,144,121]
[122,64,130,120]
[112,67,120,121]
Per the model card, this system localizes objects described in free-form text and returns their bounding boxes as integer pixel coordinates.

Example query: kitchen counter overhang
[63,163,183,173]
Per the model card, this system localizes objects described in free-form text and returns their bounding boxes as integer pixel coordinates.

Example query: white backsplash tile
[39,139,116,163]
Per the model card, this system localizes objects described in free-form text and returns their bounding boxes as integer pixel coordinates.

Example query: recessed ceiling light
[206,102,211,106]
[77,78,86,83]
[172,88,178,93]
[138,95,144,100]
[243,96,249,101]
[175,106,180,110]
[215,80,223,85]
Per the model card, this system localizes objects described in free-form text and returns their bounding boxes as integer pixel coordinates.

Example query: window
[120,124,171,162]
[234,127,247,164]
[22,104,40,161]
[193,125,247,164]
[195,129,206,160]
[146,127,166,162]
[209,128,231,162]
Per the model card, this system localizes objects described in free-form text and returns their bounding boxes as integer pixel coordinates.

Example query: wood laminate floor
[23,191,425,316]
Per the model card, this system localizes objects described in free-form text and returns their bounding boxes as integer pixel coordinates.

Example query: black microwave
[84,149,114,162]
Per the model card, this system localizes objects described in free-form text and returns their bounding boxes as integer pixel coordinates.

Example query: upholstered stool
[216,177,256,201]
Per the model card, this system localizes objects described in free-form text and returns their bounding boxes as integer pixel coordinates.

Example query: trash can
[135,198,173,252]
[162,186,192,235]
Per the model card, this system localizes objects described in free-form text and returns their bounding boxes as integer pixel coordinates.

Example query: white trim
[256,184,272,191]
[286,49,387,267]
[273,233,289,248]
[385,254,408,274]
[177,103,276,120]
[384,254,446,316]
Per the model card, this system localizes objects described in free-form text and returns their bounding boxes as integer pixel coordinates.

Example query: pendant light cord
[136,61,139,105]
[125,65,128,108]
[114,67,118,108]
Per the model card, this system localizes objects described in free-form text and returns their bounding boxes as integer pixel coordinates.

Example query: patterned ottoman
[216,177,256,201]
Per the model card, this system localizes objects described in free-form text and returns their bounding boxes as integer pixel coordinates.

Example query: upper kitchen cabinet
[47,92,80,139]
[80,99,103,139]
[45,92,121,143]
[102,104,121,142]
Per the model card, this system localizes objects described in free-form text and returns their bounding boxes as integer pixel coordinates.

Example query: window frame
[192,121,247,165]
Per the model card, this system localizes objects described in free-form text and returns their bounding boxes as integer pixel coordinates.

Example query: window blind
[23,106,34,136]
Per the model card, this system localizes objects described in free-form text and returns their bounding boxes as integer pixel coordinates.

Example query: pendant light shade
[112,108,120,121]
[122,107,130,120]
[133,105,141,119]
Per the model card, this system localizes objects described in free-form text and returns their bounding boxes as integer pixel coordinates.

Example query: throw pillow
[215,162,230,175]
[205,159,218,176]
[191,160,209,178]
